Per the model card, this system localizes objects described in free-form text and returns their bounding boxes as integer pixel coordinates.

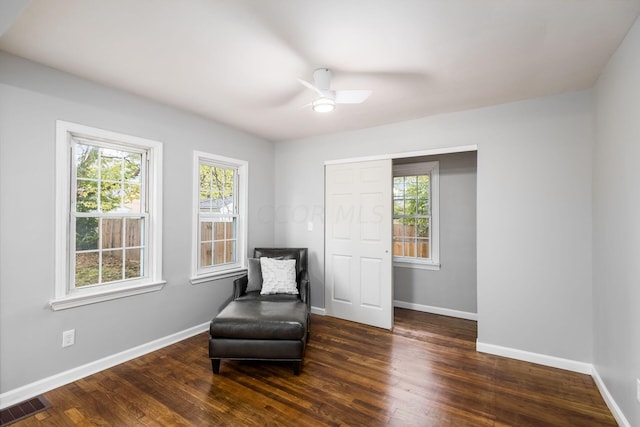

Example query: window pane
[100,181,123,212]
[101,152,123,182]
[124,152,142,183]
[102,249,123,283]
[228,219,237,263]
[210,167,234,214]
[123,183,141,212]
[417,198,429,216]
[199,164,212,212]
[393,199,404,216]
[125,218,144,247]
[405,220,416,237]
[76,179,98,212]
[201,221,213,242]
[75,252,99,286]
[76,217,99,250]
[223,168,234,199]
[102,218,123,249]
[405,197,417,216]
[417,175,430,197]
[417,238,430,258]
[125,248,142,279]
[403,240,416,257]
[228,220,236,240]
[214,221,227,240]
[405,176,417,195]
[213,241,225,265]
[416,218,430,238]
[393,177,405,198]
[210,167,226,212]
[200,242,212,267]
[393,238,404,257]
[225,240,237,264]
[393,218,404,239]
[76,144,99,179]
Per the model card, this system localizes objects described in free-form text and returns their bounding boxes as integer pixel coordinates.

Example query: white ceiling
[1,0,639,142]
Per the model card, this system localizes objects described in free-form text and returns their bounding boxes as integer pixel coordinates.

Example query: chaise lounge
[209,248,310,375]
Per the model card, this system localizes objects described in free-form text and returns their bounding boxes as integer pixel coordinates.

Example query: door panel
[360,257,382,307]
[325,159,392,330]
[332,254,352,303]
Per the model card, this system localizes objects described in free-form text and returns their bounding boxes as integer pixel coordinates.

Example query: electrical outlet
[62,329,75,347]
[636,378,640,404]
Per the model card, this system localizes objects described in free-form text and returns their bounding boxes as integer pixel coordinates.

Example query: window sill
[50,280,166,311]
[190,268,248,285]
[393,259,441,271]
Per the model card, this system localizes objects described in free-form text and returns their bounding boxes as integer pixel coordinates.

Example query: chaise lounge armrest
[233,275,248,299]
[299,271,310,311]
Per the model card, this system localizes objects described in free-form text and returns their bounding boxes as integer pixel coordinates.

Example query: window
[192,152,247,282]
[52,121,164,310]
[393,161,440,269]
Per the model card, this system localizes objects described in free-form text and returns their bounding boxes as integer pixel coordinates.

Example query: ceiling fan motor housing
[313,68,332,91]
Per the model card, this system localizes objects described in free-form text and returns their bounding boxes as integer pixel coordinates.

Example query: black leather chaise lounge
[209,248,310,375]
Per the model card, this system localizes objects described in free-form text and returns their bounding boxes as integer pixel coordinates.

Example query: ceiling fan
[298,68,372,113]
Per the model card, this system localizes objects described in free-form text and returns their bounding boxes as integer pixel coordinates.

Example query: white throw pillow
[260,257,298,295]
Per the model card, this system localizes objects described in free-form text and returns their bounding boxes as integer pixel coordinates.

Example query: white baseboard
[477,341,633,424]
[2,318,630,426]
[0,322,210,410]
[592,366,631,427]
[476,340,593,374]
[311,306,326,315]
[394,300,478,321]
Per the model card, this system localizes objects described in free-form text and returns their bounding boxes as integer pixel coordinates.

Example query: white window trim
[394,258,441,270]
[51,121,164,311]
[392,161,440,270]
[191,151,248,284]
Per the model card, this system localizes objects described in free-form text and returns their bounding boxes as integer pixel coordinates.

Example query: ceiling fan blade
[334,90,372,104]
[297,78,324,97]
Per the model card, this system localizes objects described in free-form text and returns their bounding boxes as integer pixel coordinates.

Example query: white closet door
[325,159,393,330]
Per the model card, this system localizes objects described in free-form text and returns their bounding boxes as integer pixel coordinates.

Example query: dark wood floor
[13,308,615,426]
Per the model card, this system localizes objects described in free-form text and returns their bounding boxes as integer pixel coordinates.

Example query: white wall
[393,152,477,315]
[593,16,640,427]
[0,52,275,394]
[275,89,594,363]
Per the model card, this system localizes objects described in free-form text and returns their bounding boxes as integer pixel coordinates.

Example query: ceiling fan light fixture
[312,97,336,113]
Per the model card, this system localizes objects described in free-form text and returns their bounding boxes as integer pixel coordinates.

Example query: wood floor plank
[11,308,617,426]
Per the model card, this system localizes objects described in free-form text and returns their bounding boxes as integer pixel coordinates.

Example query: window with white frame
[52,121,164,310]
[192,151,247,282]
[393,161,440,269]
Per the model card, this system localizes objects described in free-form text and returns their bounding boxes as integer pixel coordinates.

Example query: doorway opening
[392,150,477,332]
[324,145,477,332]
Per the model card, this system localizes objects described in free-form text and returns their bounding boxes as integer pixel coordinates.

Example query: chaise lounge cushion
[210,299,307,340]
